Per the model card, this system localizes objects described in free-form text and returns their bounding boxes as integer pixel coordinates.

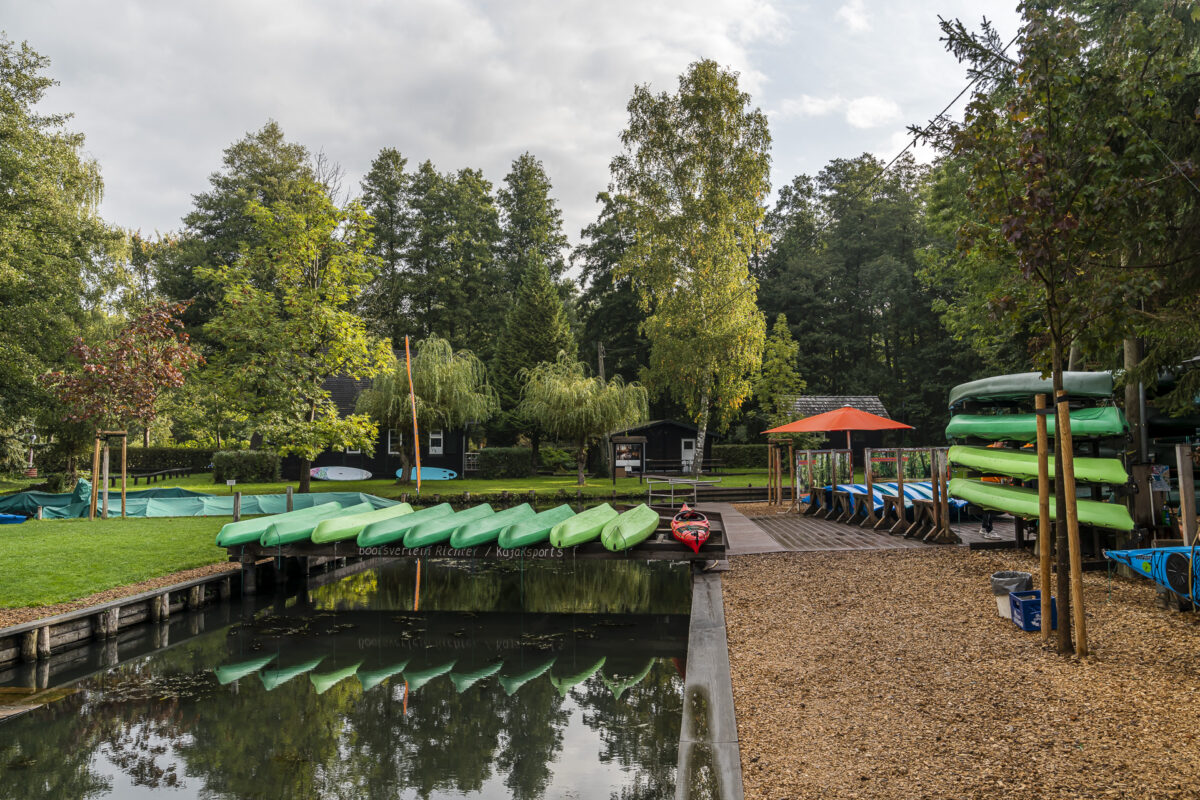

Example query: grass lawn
[0,516,229,608]
[0,475,40,494]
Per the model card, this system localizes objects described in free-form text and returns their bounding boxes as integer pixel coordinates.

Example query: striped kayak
[948,478,1134,531]
[450,662,504,693]
[310,502,414,544]
[404,503,494,548]
[450,503,536,548]
[1105,547,1199,599]
[216,502,343,547]
[948,445,1129,484]
[214,654,276,685]
[497,504,576,549]
[404,660,456,692]
[357,503,453,547]
[310,662,362,695]
[550,656,606,697]
[498,657,556,696]
[261,502,372,546]
[260,657,324,691]
[357,660,409,692]
[600,504,660,552]
[549,503,618,548]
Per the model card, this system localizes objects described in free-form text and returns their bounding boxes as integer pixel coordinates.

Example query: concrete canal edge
[677,568,743,800]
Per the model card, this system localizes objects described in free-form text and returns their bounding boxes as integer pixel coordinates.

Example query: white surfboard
[310,466,373,481]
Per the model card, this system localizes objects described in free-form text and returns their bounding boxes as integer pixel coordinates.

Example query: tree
[498,152,570,282]
[201,175,389,492]
[0,36,121,437]
[41,301,202,445]
[358,147,412,343]
[357,335,499,484]
[611,59,769,474]
[519,354,647,485]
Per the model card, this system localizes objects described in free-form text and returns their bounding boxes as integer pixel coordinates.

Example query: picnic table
[107,467,194,487]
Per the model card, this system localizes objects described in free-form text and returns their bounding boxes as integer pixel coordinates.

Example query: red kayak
[671,504,710,553]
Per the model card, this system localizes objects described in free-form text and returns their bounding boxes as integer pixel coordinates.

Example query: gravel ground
[723,547,1200,800]
[0,562,239,629]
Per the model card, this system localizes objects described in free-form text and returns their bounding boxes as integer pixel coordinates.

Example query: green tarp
[948,478,1135,531]
[948,371,1113,408]
[945,406,1129,442]
[0,479,209,517]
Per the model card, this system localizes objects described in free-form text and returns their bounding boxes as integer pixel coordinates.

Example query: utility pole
[597,342,606,382]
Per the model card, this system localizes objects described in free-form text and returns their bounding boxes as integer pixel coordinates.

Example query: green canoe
[948,445,1129,484]
[497,504,576,549]
[949,371,1113,408]
[600,504,660,552]
[216,502,343,547]
[549,656,606,697]
[945,406,1129,442]
[404,503,495,548]
[310,502,414,544]
[310,661,362,695]
[260,657,324,691]
[449,503,536,549]
[498,657,556,696]
[403,659,456,692]
[357,660,409,691]
[948,478,1135,531]
[357,503,454,547]
[261,502,371,546]
[602,659,655,700]
[450,661,504,693]
[214,653,276,685]
[549,503,618,548]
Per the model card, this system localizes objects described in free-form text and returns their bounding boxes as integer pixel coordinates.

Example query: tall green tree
[201,175,389,492]
[519,354,648,485]
[358,147,412,342]
[357,335,499,484]
[611,59,769,473]
[498,152,569,282]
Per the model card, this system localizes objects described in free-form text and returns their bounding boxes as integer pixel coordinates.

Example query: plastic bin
[1010,590,1057,632]
[990,571,1032,618]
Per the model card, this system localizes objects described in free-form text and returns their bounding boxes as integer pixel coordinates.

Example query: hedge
[713,444,769,469]
[478,447,534,479]
[125,447,214,473]
[212,450,280,483]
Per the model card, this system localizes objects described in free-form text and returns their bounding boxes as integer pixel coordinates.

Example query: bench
[107,467,193,487]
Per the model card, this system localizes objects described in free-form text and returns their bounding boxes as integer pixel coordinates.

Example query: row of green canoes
[216,500,665,552]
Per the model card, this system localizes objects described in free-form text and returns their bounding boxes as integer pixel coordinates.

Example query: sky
[3,0,1022,250]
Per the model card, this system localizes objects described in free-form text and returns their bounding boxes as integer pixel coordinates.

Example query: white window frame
[387,429,402,455]
[429,429,444,456]
[345,446,362,455]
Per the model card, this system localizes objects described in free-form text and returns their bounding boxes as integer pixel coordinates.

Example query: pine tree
[498,153,569,283]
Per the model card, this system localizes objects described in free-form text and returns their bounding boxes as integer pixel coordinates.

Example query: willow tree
[519,355,647,485]
[611,59,769,474]
[357,335,498,484]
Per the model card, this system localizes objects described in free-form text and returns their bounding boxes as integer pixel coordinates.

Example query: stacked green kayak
[549,503,618,548]
[310,502,414,544]
[948,479,1134,531]
[498,504,575,549]
[261,501,371,546]
[948,445,1129,484]
[216,502,343,547]
[357,503,453,547]
[948,371,1113,408]
[450,503,535,549]
[600,504,660,552]
[945,406,1129,442]
[404,503,494,548]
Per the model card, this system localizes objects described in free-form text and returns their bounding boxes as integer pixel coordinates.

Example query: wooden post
[286,485,294,512]
[862,447,876,527]
[120,433,127,518]
[233,491,242,522]
[937,450,951,540]
[1035,394,1053,642]
[787,442,798,513]
[929,449,942,533]
[1055,390,1088,656]
[1177,444,1196,546]
[101,441,110,519]
[90,435,101,520]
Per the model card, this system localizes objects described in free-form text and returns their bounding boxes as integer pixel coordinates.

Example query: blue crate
[1010,590,1056,632]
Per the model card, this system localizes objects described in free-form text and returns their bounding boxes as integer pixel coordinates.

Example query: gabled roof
[324,375,373,417]
[783,395,890,419]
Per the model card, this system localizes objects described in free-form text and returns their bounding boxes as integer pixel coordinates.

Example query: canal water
[0,558,692,799]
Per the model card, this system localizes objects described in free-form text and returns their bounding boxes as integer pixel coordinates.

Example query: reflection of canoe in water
[260,656,325,691]
[357,660,410,691]
[450,661,504,693]
[498,657,556,696]
[1105,547,1199,599]
[549,503,618,548]
[310,502,413,544]
[404,503,494,548]
[601,505,659,552]
[357,503,453,547]
[549,656,606,697]
[450,503,535,549]
[498,504,575,549]
[403,660,457,692]
[214,654,277,685]
[310,661,363,694]
[602,659,655,700]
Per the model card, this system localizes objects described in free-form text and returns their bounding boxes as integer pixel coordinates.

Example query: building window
[345,446,361,455]
[387,429,402,455]
[429,429,444,455]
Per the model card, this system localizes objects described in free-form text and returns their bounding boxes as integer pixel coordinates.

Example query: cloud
[835,0,870,33]
[844,96,901,128]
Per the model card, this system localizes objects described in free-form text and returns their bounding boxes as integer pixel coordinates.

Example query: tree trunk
[531,431,541,475]
[1123,338,1144,462]
[299,459,312,493]
[692,393,710,477]
[250,431,264,449]
[397,445,412,485]
[1051,342,1074,654]
[576,440,587,486]
[143,425,151,448]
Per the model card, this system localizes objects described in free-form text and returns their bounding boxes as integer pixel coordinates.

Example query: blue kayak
[0,513,26,524]
[1105,547,1199,600]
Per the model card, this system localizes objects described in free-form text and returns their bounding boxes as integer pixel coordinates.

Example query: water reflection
[0,559,689,799]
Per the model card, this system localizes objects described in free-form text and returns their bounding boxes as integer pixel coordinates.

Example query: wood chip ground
[723,548,1200,799]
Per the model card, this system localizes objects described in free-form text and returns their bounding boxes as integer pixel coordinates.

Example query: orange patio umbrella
[764,405,913,451]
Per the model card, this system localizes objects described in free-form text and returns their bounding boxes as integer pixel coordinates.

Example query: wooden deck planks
[745,513,1019,553]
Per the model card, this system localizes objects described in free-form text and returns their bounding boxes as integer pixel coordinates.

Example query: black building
[610,419,718,474]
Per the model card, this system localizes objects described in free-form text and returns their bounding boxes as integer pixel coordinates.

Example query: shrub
[212,450,280,483]
[713,444,769,469]
[538,447,574,473]
[478,447,534,479]
[125,446,214,473]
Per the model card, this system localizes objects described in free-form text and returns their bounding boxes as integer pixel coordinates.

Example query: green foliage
[754,313,804,423]
[611,60,769,471]
[519,354,648,484]
[477,447,535,479]
[358,147,412,343]
[498,152,570,281]
[538,446,574,473]
[712,443,769,469]
[211,450,280,483]
[124,447,214,473]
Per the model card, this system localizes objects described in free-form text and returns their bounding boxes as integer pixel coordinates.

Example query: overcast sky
[3,0,1021,249]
